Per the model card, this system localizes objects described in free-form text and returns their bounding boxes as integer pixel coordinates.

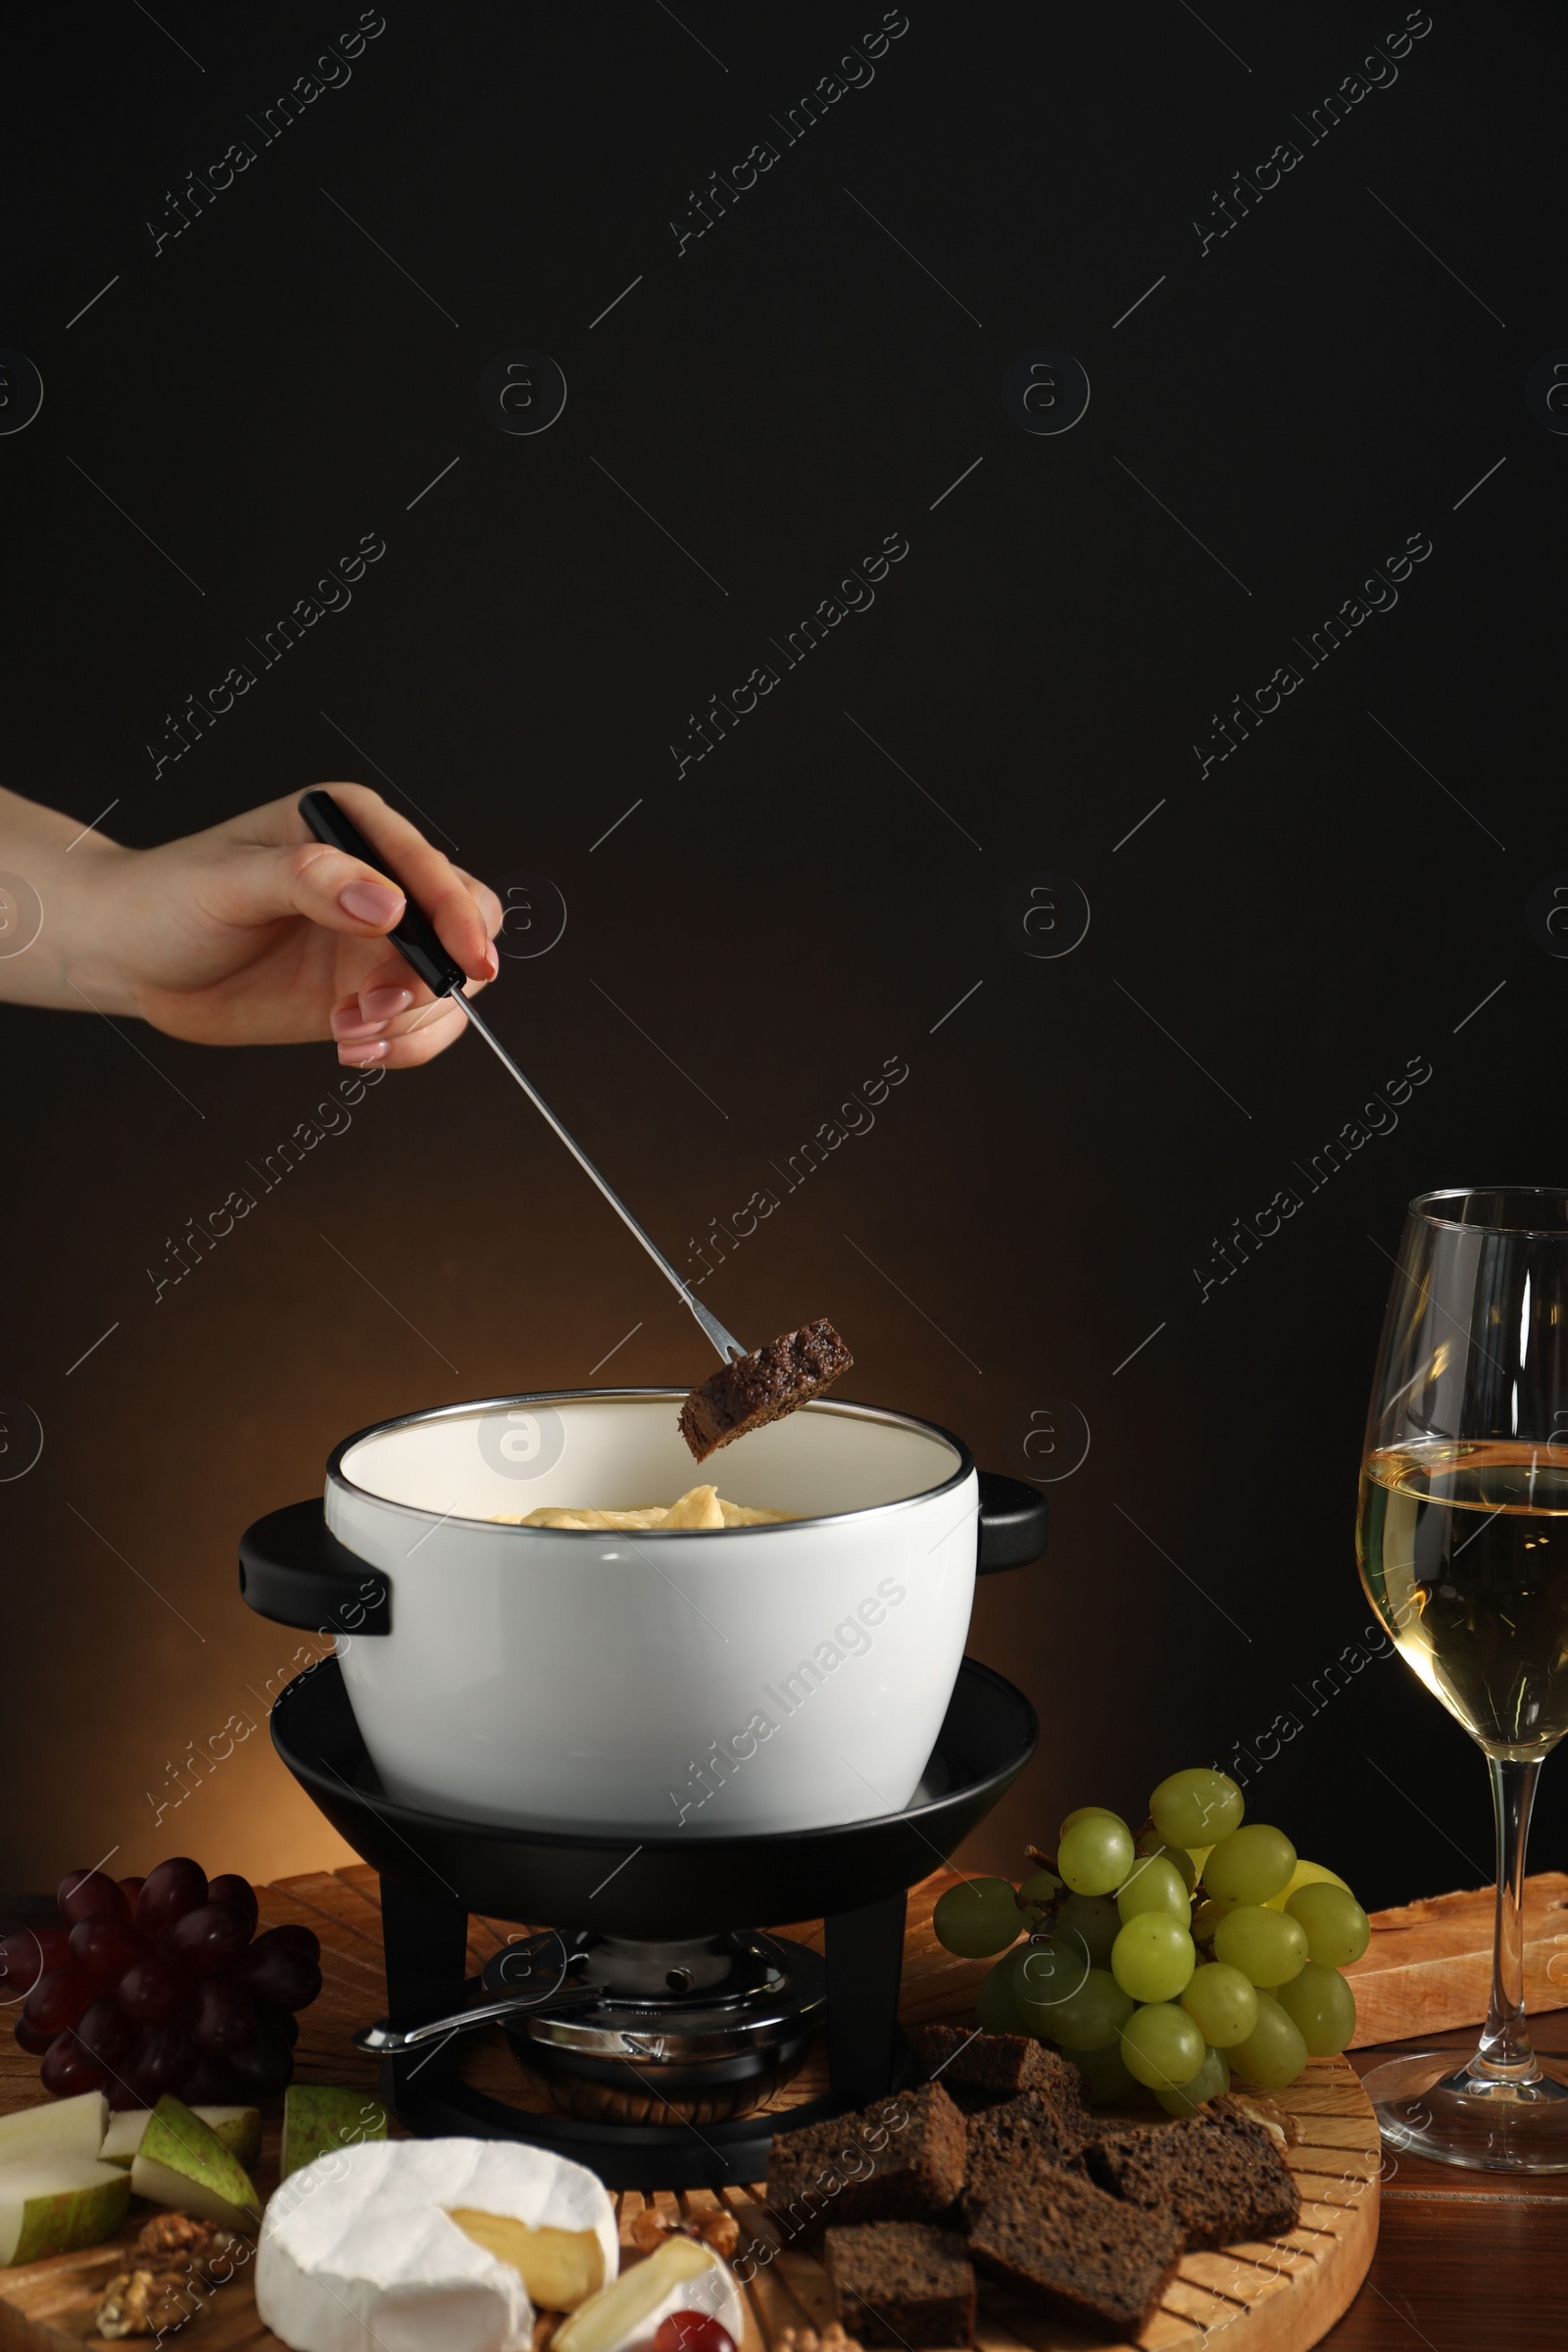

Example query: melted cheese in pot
[494,1483,789,1531]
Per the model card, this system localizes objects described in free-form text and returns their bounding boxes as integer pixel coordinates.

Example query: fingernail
[339,1041,389,1065]
[360,986,414,1020]
[481,942,500,980]
[331,1007,389,1041]
[339,878,404,926]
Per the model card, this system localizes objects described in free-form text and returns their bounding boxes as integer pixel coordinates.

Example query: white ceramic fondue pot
[239,1389,1047,1837]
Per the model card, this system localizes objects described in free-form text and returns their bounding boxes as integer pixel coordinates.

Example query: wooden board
[0,1868,1378,2352]
[1344,1872,1568,2046]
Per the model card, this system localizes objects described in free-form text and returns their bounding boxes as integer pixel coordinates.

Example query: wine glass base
[1365,2050,1568,2173]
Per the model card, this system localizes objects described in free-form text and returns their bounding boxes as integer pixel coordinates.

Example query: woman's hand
[0,784,502,1069]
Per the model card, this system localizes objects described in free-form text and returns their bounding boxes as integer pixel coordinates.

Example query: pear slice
[101,2103,262,2171]
[280,2084,389,2180]
[129,2096,261,2232]
[0,2091,110,2170]
[555,2234,719,2352]
[0,2154,130,2266]
[99,2111,149,2170]
[447,2209,606,2310]
[195,2103,263,2170]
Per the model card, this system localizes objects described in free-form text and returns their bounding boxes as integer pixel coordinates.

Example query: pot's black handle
[299,788,466,1000]
[976,1472,1049,1573]
[239,1501,393,1635]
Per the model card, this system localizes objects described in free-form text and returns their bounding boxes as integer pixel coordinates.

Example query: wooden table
[2,1872,1564,2349]
[1326,2014,1568,2352]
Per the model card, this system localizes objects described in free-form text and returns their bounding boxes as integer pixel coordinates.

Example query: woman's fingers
[336,862,500,1033]
[340,949,423,1020]
[334,991,470,1070]
[454,864,504,957]
[210,788,504,1064]
[298,785,499,984]
[230,786,501,985]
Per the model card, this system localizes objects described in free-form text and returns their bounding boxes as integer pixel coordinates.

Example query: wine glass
[1358,1186,1568,2170]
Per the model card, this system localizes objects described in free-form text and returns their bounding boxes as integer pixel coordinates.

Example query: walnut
[690,2209,740,2259]
[628,2206,740,2260]
[776,2327,860,2352]
[629,2208,673,2254]
[94,2267,202,2338]
[133,2210,241,2263]
[533,2314,561,2352]
[94,2213,249,2333]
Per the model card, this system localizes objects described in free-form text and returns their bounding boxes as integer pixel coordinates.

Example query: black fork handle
[300,788,466,999]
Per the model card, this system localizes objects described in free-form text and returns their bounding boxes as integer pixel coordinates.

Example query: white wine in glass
[1357,1188,1568,2170]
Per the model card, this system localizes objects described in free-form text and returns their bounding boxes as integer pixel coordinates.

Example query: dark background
[0,1,1561,1914]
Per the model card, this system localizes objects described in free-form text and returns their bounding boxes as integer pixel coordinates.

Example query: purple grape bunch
[0,1858,321,2109]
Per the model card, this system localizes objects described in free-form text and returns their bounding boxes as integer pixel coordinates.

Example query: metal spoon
[302,791,747,1367]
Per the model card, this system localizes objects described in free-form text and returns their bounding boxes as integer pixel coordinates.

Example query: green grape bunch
[934,1764,1371,2112]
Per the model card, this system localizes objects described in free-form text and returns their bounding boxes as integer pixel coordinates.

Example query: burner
[482,1931,826,2125]
[269,1653,1037,2184]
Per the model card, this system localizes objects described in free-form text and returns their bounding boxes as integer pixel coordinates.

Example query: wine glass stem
[1472,1753,1544,2082]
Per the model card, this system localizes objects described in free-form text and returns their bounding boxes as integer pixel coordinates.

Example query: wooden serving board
[1344,1871,1568,2046]
[0,1868,1378,2352]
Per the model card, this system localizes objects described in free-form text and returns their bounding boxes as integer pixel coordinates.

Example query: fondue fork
[354,1986,599,2057]
[301,790,748,1367]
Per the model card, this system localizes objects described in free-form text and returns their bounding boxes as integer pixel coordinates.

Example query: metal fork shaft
[453,989,747,1366]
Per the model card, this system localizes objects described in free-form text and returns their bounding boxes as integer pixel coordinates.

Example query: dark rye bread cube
[907,2025,1090,2118]
[964,2173,1184,2339]
[962,2088,1092,2197]
[679,1319,853,1460]
[825,2223,976,2349]
[1084,2104,1301,2251]
[765,2083,966,2248]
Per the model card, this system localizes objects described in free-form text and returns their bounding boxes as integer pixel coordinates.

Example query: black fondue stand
[241,1475,1046,2186]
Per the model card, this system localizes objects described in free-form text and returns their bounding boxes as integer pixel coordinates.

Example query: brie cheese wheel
[256,2136,618,2352]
